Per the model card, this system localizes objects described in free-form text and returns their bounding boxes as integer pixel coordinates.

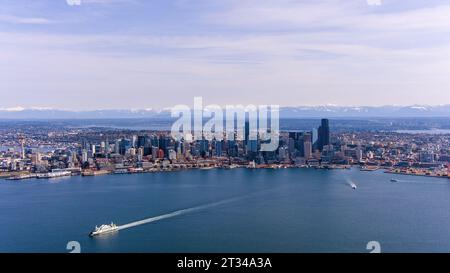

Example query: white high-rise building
[356,144,363,162]
[100,141,106,154]
[91,144,96,156]
[137,148,144,161]
[82,150,88,163]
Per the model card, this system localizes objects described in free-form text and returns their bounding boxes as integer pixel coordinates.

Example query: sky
[1,0,450,110]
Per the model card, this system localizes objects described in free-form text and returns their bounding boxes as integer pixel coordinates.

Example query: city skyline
[2,117,449,180]
[2,0,450,109]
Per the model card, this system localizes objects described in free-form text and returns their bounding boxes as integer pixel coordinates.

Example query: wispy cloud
[1,0,450,109]
[204,0,450,32]
[66,0,139,5]
[0,14,53,24]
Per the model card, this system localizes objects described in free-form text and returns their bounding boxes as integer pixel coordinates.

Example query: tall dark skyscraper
[317,119,330,151]
[137,135,147,148]
[244,121,250,143]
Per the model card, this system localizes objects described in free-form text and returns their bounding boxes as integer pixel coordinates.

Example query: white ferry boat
[89,223,119,237]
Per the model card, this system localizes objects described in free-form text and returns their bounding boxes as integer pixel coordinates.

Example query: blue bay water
[0,168,449,253]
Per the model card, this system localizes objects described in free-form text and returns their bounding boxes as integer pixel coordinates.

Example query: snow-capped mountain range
[0,105,450,119]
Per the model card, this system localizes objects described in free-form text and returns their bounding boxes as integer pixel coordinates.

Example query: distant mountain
[0,108,171,119]
[279,105,450,118]
[0,105,450,119]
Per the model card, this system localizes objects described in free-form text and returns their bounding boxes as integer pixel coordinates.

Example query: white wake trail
[117,196,244,231]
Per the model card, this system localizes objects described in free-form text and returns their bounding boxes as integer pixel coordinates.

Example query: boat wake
[117,195,245,231]
[346,179,357,189]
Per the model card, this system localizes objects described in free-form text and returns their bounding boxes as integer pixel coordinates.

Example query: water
[396,129,450,134]
[0,168,449,253]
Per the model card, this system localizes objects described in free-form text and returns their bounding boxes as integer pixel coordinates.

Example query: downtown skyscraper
[317,119,330,152]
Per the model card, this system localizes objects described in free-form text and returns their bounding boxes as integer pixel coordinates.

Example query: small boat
[89,222,118,237]
[390,179,398,182]
[348,181,357,189]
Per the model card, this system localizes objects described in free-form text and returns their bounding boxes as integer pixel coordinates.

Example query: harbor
[2,167,450,252]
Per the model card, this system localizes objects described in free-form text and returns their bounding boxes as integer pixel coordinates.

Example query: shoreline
[2,164,449,181]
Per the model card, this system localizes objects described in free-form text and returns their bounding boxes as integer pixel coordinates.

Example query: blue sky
[1,0,450,110]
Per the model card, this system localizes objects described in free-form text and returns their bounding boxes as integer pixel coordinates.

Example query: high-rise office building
[100,141,106,154]
[245,121,250,143]
[114,140,120,154]
[82,149,88,163]
[215,141,223,157]
[288,137,296,155]
[151,146,159,159]
[159,137,168,153]
[248,140,258,153]
[303,132,313,159]
[105,139,109,154]
[91,144,96,157]
[132,135,138,148]
[137,147,144,161]
[119,139,132,155]
[227,140,238,157]
[356,144,363,162]
[278,146,287,160]
[317,119,330,151]
[137,135,147,148]
[151,135,159,148]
